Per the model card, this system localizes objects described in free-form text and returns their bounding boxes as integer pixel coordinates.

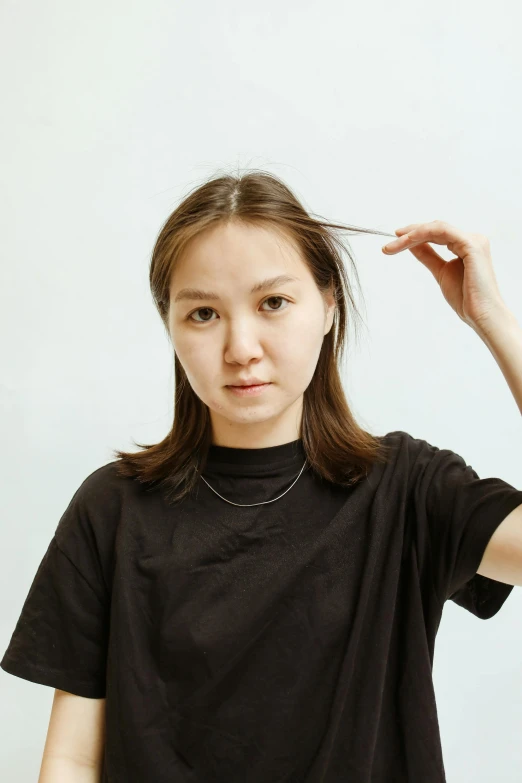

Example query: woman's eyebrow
[173,274,301,303]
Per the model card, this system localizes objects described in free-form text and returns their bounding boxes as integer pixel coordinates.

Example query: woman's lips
[226,383,272,396]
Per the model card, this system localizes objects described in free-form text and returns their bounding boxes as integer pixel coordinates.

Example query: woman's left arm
[383,220,522,584]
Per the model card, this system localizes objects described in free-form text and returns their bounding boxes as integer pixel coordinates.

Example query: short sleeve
[0,487,110,698]
[407,432,522,619]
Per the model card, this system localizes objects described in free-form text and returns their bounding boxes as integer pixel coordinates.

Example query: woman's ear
[323,290,336,335]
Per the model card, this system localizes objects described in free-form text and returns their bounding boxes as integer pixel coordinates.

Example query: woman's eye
[187,296,290,323]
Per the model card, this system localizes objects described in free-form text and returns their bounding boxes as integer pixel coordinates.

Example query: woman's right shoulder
[54,460,135,549]
[74,459,139,506]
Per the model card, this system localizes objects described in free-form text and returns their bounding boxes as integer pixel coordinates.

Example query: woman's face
[168,220,336,449]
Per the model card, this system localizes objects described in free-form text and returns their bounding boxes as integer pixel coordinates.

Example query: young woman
[2,170,522,782]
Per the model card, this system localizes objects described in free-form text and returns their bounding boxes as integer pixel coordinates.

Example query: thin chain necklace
[199,459,308,507]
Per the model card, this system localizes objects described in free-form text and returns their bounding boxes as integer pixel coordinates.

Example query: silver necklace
[199,459,308,507]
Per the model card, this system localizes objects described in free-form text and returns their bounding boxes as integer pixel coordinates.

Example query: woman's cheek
[285,319,322,361]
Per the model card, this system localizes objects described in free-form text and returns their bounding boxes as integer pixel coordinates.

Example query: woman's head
[167,218,336,449]
[113,169,392,502]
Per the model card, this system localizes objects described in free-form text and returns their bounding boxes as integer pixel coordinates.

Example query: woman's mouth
[226,383,272,397]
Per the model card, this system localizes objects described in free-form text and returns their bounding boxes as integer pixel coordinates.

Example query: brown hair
[112,168,393,504]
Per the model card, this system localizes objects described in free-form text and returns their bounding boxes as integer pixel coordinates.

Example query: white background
[1,0,521,780]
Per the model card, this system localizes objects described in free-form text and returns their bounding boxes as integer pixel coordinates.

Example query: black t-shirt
[2,430,522,782]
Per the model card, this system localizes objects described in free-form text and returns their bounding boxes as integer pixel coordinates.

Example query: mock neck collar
[205,438,305,470]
